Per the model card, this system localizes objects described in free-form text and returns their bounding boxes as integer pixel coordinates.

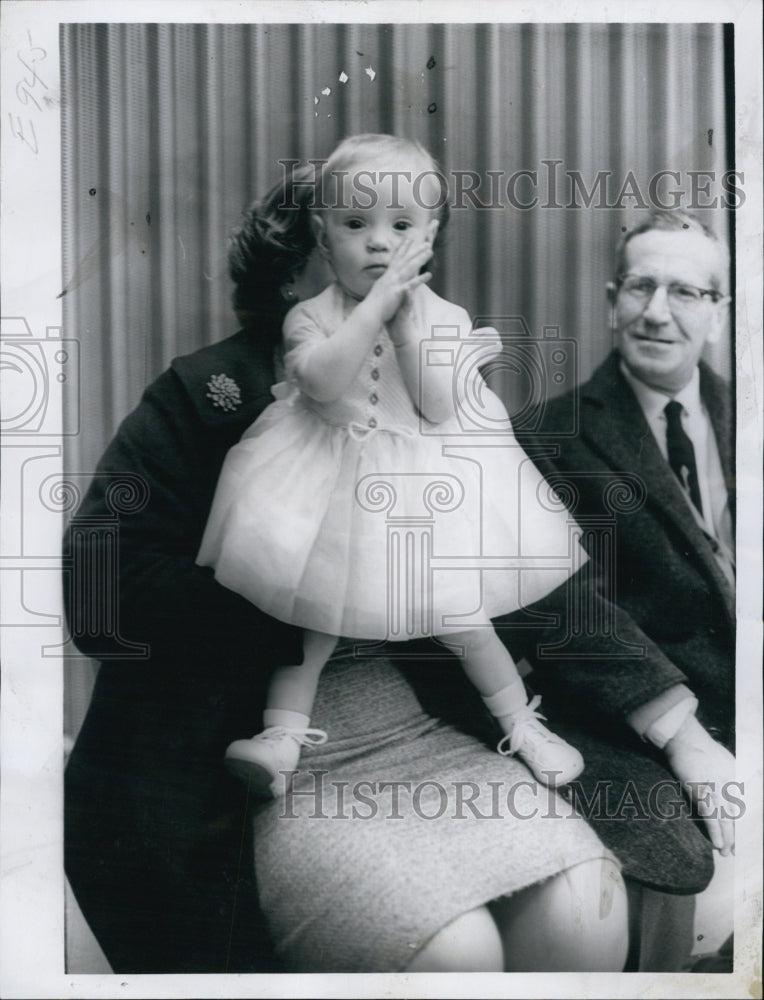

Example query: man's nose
[642,284,673,324]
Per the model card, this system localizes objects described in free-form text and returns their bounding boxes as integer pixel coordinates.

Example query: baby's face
[318,168,439,300]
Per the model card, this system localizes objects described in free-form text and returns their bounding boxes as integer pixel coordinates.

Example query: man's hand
[664,714,736,856]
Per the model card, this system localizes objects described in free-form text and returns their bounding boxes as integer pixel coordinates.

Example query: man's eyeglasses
[616,275,724,310]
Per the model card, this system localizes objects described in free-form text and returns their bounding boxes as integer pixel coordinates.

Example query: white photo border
[1,2,761,998]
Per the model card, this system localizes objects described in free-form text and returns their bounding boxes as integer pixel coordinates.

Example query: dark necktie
[665,400,703,516]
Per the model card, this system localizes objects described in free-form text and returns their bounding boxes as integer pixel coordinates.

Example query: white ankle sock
[481,679,528,718]
[481,680,533,736]
[263,708,311,731]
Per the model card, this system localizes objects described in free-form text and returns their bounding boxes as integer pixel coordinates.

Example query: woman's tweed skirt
[254,647,613,972]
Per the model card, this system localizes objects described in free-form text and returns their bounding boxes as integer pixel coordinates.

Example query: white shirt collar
[619,360,702,421]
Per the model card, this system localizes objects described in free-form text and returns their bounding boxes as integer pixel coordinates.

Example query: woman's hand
[365,237,433,325]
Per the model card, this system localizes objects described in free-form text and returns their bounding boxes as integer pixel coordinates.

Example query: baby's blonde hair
[316,133,449,239]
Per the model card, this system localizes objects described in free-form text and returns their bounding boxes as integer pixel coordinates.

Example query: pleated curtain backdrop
[61,21,733,736]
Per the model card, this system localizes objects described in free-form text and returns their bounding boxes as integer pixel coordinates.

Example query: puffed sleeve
[418,292,507,424]
[281,292,332,391]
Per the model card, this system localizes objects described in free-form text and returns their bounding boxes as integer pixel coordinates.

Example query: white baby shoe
[225,726,328,797]
[497,696,584,787]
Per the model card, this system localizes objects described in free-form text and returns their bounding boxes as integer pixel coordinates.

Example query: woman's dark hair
[229,148,453,331]
[228,166,318,329]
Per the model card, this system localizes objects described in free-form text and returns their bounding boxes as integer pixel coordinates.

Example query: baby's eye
[393,220,412,231]
[345,218,365,230]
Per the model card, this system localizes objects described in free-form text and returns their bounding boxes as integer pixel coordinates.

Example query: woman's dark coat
[64,329,303,972]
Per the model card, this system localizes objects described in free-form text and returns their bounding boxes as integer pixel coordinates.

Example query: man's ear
[606,281,618,329]
[426,218,440,244]
[311,214,330,257]
[705,294,731,345]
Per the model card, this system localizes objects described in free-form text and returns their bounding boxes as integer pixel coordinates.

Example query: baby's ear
[311,214,330,257]
[426,218,440,244]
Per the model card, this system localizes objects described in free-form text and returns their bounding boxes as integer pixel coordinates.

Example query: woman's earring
[281,285,296,301]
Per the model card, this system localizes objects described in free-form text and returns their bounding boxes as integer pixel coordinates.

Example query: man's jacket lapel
[578,354,735,621]
[700,361,735,522]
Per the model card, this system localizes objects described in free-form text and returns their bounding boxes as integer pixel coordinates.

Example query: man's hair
[228,165,317,326]
[614,209,730,291]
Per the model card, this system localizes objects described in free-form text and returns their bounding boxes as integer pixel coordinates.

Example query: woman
[64,169,628,974]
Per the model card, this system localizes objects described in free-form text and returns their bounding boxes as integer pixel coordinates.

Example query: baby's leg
[442,626,523,702]
[444,626,584,787]
[225,630,337,796]
[267,630,339,715]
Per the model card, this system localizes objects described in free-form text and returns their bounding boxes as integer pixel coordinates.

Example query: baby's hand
[385,280,426,348]
[365,238,433,324]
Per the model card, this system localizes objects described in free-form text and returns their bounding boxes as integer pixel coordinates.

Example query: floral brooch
[206,373,242,412]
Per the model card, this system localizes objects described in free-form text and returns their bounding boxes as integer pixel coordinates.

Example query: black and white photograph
[1,2,761,997]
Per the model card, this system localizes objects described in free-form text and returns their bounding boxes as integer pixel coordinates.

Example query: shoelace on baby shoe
[259,726,329,747]
[496,695,550,757]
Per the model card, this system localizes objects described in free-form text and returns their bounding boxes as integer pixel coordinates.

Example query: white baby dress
[197,283,586,640]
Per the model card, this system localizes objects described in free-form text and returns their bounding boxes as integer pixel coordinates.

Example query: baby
[198,134,586,795]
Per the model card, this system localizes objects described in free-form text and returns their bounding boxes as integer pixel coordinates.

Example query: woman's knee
[564,856,628,937]
[405,905,504,972]
[492,857,629,971]
[544,857,628,969]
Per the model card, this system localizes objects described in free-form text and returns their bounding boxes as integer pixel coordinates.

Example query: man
[507,209,736,970]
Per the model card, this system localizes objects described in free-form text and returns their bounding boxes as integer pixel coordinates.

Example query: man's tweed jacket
[501,350,735,895]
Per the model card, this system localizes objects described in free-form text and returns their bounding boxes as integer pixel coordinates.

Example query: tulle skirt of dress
[197,392,585,640]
